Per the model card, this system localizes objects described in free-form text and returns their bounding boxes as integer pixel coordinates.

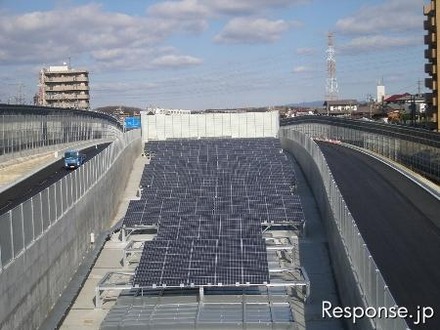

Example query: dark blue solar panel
[133,238,269,287]
[128,138,305,287]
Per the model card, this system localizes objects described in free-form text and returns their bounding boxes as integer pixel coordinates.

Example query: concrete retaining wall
[280,137,371,330]
[0,136,142,330]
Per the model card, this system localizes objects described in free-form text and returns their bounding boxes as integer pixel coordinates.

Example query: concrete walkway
[287,154,343,330]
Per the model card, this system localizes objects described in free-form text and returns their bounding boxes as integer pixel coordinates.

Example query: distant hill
[285,100,324,108]
[94,105,143,115]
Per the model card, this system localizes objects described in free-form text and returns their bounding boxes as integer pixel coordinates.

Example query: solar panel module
[124,138,305,288]
[133,238,269,287]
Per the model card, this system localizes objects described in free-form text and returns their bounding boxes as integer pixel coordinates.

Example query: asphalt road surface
[318,142,440,329]
[0,143,109,215]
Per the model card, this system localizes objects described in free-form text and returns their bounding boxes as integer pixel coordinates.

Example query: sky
[0,0,429,110]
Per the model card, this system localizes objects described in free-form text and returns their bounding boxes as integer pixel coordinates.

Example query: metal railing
[281,116,440,184]
[280,128,409,330]
[0,129,140,273]
[0,104,123,161]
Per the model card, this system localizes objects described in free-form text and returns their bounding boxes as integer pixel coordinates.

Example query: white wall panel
[141,111,279,142]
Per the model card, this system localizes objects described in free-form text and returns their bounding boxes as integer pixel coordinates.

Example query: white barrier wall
[141,111,279,142]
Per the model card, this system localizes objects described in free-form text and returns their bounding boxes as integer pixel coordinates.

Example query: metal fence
[0,104,123,161]
[0,129,140,273]
[281,116,440,184]
[280,128,409,330]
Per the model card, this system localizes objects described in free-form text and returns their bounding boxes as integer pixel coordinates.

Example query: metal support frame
[266,245,295,252]
[267,267,310,301]
[121,224,157,242]
[261,221,304,236]
[95,269,311,308]
[123,240,146,267]
[199,286,205,302]
[95,272,135,309]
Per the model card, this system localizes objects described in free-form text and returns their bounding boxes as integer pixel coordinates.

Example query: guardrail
[280,128,409,330]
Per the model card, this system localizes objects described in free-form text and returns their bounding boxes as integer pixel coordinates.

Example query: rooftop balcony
[424,16,435,31]
[425,77,438,91]
[425,48,437,60]
[424,32,437,45]
[425,63,437,75]
[44,75,88,83]
[45,84,89,92]
[45,93,90,101]
[424,2,434,16]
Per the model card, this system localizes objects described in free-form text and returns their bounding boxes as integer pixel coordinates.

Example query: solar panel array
[134,238,268,286]
[125,138,304,288]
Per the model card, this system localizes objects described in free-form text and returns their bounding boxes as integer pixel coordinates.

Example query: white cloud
[90,46,203,71]
[94,81,158,93]
[146,0,307,43]
[149,0,308,18]
[0,3,204,71]
[151,54,203,68]
[296,48,316,56]
[335,0,422,36]
[214,17,290,44]
[332,0,424,55]
[340,35,420,54]
[147,0,210,34]
[148,0,209,19]
[205,0,308,15]
[0,0,305,70]
[292,66,313,73]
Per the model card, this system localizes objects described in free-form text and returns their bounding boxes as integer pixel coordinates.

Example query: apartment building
[424,0,440,131]
[36,64,90,110]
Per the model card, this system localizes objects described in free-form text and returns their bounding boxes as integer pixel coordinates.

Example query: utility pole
[367,94,373,119]
[410,94,416,126]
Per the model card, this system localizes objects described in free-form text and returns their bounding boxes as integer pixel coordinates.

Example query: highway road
[318,142,440,329]
[0,143,110,215]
